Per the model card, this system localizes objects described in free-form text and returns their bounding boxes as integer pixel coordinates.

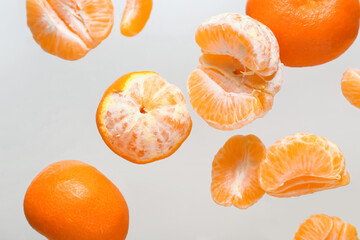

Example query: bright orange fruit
[294,214,359,240]
[211,135,266,209]
[187,13,283,131]
[259,133,350,197]
[246,0,360,67]
[342,68,360,109]
[96,71,192,164]
[121,0,152,37]
[26,0,114,60]
[24,160,129,240]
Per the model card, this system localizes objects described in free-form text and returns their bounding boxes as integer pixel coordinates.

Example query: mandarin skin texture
[24,160,129,240]
[246,0,360,67]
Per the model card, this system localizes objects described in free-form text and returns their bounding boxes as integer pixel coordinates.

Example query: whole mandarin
[246,0,360,67]
[24,160,129,240]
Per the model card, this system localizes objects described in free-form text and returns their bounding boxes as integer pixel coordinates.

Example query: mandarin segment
[259,133,349,197]
[342,68,360,109]
[26,0,114,60]
[196,13,280,77]
[339,223,359,240]
[121,0,152,37]
[294,214,333,240]
[294,214,359,240]
[96,72,192,164]
[246,0,360,67]
[24,160,129,240]
[211,135,266,209]
[187,13,283,131]
[327,217,346,240]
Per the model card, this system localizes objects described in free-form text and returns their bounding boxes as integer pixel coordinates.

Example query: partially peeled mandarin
[187,13,283,130]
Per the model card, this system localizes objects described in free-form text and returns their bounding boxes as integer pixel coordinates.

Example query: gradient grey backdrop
[1,0,360,239]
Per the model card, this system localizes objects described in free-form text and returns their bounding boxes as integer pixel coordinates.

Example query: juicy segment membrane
[187,13,283,131]
[26,0,114,60]
[294,214,359,240]
[260,133,350,197]
[341,68,360,109]
[97,72,192,164]
[211,135,266,209]
[188,64,282,130]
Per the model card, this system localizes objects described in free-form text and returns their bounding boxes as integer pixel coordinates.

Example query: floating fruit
[96,71,192,164]
[246,0,360,67]
[24,160,129,240]
[342,68,360,109]
[121,0,152,37]
[294,214,358,240]
[187,13,283,130]
[260,133,349,197]
[26,0,114,60]
[211,135,266,209]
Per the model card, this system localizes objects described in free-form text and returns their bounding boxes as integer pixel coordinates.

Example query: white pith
[27,0,113,58]
[102,75,192,161]
[188,13,283,130]
[198,13,280,77]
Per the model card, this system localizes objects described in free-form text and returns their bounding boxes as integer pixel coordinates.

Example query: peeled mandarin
[96,72,192,164]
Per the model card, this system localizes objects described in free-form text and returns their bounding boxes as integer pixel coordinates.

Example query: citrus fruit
[24,160,129,240]
[187,13,283,131]
[211,135,266,209]
[96,71,192,164]
[259,133,350,197]
[26,0,114,60]
[121,0,152,37]
[246,0,360,67]
[342,68,360,109]
[294,214,358,240]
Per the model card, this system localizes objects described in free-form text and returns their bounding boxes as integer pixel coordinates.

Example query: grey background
[1,0,360,239]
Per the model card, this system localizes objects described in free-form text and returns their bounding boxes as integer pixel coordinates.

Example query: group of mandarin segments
[23,0,360,239]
